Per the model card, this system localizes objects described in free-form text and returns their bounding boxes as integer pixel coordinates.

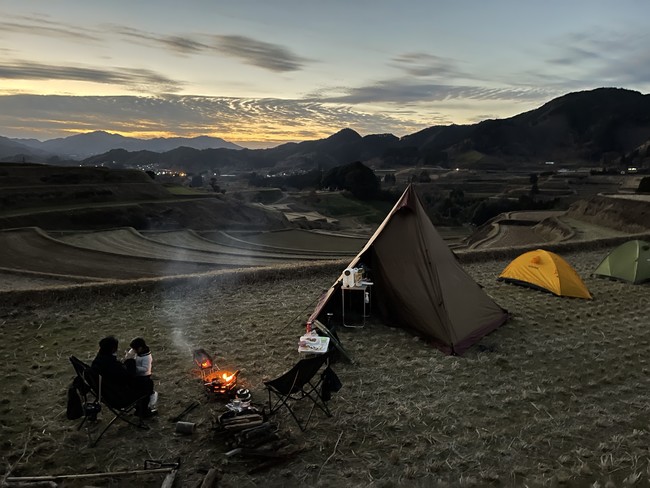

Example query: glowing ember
[204,369,239,385]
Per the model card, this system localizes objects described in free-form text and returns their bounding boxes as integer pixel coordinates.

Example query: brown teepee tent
[308,184,508,355]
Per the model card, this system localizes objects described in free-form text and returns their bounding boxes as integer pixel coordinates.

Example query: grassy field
[1,245,650,487]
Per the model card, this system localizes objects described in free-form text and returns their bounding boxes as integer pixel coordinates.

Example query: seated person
[125,337,158,413]
[91,336,154,417]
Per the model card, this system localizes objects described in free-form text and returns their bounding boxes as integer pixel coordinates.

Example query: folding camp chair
[69,356,149,447]
[263,353,333,431]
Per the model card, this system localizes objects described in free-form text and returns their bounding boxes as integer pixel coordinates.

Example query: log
[223,420,264,431]
[5,467,174,482]
[160,469,178,488]
[199,468,220,488]
[3,482,58,487]
[243,433,281,449]
[220,414,263,424]
[239,422,274,439]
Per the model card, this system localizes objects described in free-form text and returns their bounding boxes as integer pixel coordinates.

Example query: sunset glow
[1,0,649,144]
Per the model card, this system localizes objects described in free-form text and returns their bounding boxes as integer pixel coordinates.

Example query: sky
[0,0,649,148]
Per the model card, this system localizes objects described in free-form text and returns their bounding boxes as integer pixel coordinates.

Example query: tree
[145,170,156,180]
[638,176,650,193]
[321,161,380,200]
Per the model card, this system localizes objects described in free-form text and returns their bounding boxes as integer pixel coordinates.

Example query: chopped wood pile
[214,411,304,475]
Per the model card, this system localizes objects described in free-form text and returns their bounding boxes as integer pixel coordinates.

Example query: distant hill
[402,87,650,168]
[79,88,650,173]
[11,131,242,158]
[0,136,55,162]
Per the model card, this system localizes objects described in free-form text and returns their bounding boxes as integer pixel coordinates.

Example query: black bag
[66,381,83,420]
[320,366,342,402]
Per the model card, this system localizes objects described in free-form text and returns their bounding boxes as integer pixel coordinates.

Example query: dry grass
[1,246,650,487]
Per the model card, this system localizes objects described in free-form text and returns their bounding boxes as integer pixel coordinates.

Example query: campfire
[192,348,239,398]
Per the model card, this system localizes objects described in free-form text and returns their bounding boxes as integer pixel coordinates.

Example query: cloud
[1,15,309,73]
[112,25,308,71]
[0,61,183,92]
[391,52,467,79]
[540,28,650,88]
[211,35,308,72]
[321,79,554,105]
[0,94,428,141]
[112,26,211,55]
[0,15,101,42]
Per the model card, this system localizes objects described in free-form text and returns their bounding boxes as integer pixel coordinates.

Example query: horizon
[1,1,650,143]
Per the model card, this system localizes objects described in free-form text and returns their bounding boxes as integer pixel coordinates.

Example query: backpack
[66,375,90,420]
[66,381,83,420]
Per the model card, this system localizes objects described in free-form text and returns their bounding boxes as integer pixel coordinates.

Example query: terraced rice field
[0,227,367,290]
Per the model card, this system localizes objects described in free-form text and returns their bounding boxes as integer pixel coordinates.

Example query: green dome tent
[593,240,650,284]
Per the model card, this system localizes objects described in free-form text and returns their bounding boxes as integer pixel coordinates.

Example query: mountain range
[2,88,650,171]
[0,131,241,160]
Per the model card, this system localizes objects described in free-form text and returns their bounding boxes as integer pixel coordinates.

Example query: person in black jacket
[91,336,154,417]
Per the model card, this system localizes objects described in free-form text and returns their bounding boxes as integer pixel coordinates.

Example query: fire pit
[192,348,240,399]
[204,370,240,397]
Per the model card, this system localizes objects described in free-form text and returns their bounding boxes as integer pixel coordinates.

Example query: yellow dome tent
[498,249,592,299]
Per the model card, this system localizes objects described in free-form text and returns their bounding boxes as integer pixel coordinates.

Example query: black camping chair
[263,353,334,431]
[69,356,149,447]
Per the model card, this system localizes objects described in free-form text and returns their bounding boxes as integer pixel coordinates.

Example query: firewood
[254,439,289,452]
[223,420,263,431]
[239,422,274,439]
[199,468,220,488]
[221,417,264,427]
[2,482,58,487]
[160,469,178,488]
[219,414,262,424]
[5,467,174,482]
[241,433,281,449]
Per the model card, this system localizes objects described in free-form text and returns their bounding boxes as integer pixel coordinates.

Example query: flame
[203,369,238,385]
[201,359,212,370]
